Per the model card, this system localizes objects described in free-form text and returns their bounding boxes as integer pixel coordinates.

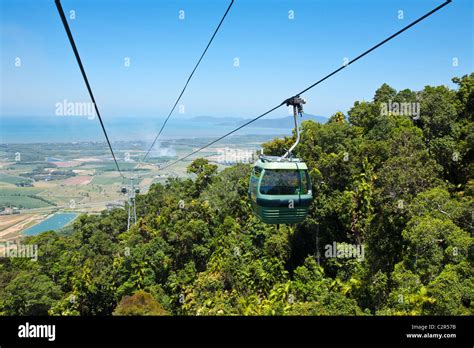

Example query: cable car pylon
[122,176,139,231]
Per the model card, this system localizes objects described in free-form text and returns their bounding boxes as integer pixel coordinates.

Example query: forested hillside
[0,74,472,316]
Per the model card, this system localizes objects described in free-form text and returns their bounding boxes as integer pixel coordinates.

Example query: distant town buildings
[209,147,257,164]
[106,202,125,211]
[0,207,20,215]
[15,182,33,187]
[45,157,63,162]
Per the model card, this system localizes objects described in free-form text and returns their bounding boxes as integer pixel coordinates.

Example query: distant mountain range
[188,114,328,129]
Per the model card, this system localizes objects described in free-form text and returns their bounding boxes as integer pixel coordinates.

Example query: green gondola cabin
[249,156,312,224]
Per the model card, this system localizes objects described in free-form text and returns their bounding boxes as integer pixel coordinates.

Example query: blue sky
[1,0,472,120]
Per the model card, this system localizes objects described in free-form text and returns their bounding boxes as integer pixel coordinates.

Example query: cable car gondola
[248,96,313,224]
[249,156,312,224]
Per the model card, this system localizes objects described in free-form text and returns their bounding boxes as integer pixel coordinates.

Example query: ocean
[0,116,289,144]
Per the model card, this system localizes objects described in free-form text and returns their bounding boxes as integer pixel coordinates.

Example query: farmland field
[0,213,46,240]
[84,162,139,172]
[0,195,54,209]
[91,175,122,185]
[0,173,33,185]
[0,186,55,209]
[0,187,44,195]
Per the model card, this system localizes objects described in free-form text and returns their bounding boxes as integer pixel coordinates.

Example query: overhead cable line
[142,0,235,163]
[55,0,124,178]
[158,0,452,171]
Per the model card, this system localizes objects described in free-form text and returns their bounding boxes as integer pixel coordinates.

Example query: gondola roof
[254,157,308,170]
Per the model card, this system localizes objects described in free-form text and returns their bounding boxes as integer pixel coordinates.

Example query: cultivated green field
[83,162,139,172]
[0,187,44,195]
[0,195,53,209]
[1,164,38,172]
[0,173,33,185]
[91,176,123,185]
[0,187,55,209]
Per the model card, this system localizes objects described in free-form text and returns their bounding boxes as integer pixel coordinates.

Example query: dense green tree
[374,83,397,103]
[186,158,218,197]
[0,270,62,315]
[378,262,435,315]
[113,290,168,316]
[424,262,473,315]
